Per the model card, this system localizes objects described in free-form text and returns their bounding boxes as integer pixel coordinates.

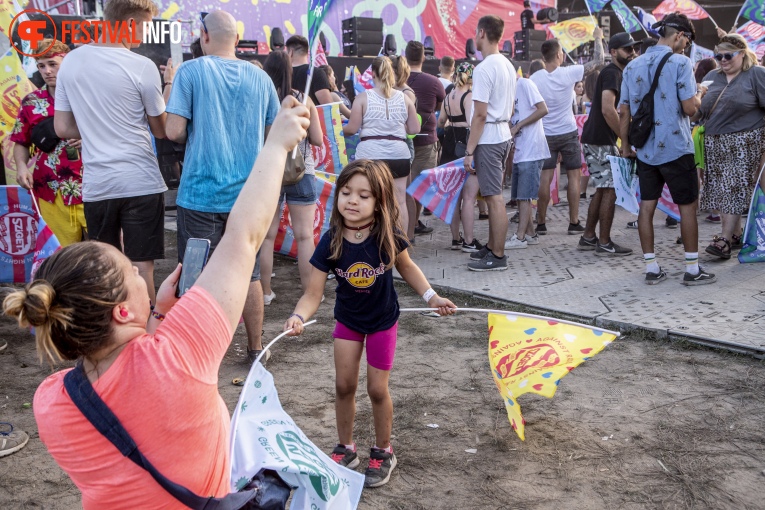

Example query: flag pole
[741,160,765,244]
[291,38,317,159]
[584,0,597,25]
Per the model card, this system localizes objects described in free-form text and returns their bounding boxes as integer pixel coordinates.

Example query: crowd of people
[2,0,764,503]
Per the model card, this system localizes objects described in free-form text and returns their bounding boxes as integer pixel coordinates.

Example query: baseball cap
[608,33,640,51]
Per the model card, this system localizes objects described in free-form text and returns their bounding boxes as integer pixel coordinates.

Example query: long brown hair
[3,242,128,365]
[329,159,407,269]
[371,56,395,98]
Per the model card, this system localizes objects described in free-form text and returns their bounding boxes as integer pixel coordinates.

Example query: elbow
[166,128,182,143]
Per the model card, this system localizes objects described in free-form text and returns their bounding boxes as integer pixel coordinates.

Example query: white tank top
[356,89,410,161]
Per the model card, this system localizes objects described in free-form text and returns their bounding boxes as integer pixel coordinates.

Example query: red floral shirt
[10,86,83,205]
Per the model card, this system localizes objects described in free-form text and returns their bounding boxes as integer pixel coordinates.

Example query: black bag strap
[646,52,673,103]
[63,362,258,510]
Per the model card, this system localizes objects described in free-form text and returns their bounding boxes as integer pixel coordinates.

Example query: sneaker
[451,236,465,250]
[478,213,489,220]
[462,239,484,254]
[626,221,638,229]
[468,251,508,271]
[509,211,519,223]
[469,244,490,260]
[645,267,667,285]
[524,234,539,245]
[681,267,717,286]
[364,448,398,488]
[504,234,527,250]
[580,191,587,199]
[595,241,633,257]
[567,221,585,235]
[505,199,518,208]
[705,214,721,224]
[264,291,276,306]
[536,223,547,235]
[247,348,272,364]
[0,424,29,458]
[422,208,433,216]
[665,217,678,229]
[577,235,598,251]
[414,221,433,235]
[0,339,6,352]
[330,444,360,469]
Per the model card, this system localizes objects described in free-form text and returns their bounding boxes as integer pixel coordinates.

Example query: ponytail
[372,56,395,98]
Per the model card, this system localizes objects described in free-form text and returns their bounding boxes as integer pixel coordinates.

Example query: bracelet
[289,313,305,323]
[422,288,437,303]
[464,151,473,157]
[150,310,165,321]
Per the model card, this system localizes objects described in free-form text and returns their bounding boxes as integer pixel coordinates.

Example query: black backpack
[628,52,673,149]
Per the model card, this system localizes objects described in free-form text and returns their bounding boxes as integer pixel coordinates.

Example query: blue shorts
[281,173,317,205]
[511,160,544,200]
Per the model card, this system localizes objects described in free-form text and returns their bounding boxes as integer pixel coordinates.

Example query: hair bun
[2,280,57,328]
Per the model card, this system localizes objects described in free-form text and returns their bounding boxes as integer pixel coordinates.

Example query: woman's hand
[284,315,304,336]
[270,96,311,152]
[154,263,182,314]
[428,295,457,316]
[16,166,33,190]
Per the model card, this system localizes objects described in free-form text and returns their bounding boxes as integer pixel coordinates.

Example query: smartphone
[176,238,211,298]
[700,80,714,88]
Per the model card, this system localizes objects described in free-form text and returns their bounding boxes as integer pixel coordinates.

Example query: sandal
[232,377,246,386]
[732,232,743,250]
[704,235,731,259]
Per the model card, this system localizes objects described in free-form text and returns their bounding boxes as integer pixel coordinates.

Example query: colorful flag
[353,64,375,95]
[406,159,467,224]
[575,114,588,172]
[306,0,334,49]
[274,175,335,258]
[608,155,640,215]
[488,313,618,441]
[655,184,680,220]
[635,7,661,37]
[736,20,765,44]
[549,166,560,205]
[0,186,61,283]
[585,0,610,13]
[314,40,328,67]
[610,0,643,34]
[652,0,709,20]
[690,43,715,65]
[230,362,364,509]
[739,182,765,263]
[738,0,765,26]
[344,132,360,162]
[517,66,523,78]
[547,16,599,53]
[0,46,36,185]
[311,103,347,175]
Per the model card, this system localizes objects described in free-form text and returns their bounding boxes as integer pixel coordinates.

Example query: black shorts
[84,193,165,262]
[381,159,411,179]
[637,154,698,205]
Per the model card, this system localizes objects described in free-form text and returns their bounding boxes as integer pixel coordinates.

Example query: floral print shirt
[10,86,83,205]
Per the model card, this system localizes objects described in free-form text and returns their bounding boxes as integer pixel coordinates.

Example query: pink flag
[652,0,709,20]
[550,168,560,205]
[406,159,467,224]
[314,41,328,67]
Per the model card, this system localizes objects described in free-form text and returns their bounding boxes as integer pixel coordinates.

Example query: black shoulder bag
[628,52,673,149]
[63,362,291,510]
[30,117,61,153]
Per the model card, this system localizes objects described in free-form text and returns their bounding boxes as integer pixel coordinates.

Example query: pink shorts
[333,321,398,371]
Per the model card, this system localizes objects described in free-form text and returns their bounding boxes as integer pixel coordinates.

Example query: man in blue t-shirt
[166,10,280,360]
[619,13,715,287]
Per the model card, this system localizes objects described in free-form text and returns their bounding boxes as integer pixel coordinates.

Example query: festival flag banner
[274,175,335,258]
[312,103,347,175]
[736,20,765,44]
[0,186,61,283]
[547,16,598,53]
[584,0,610,13]
[652,0,709,20]
[738,0,765,26]
[635,7,661,37]
[608,155,640,215]
[575,114,588,174]
[230,362,364,509]
[0,46,36,185]
[307,0,334,49]
[352,64,374,94]
[488,313,618,441]
[344,132,360,162]
[739,180,765,263]
[549,167,560,205]
[690,43,715,65]
[314,40,329,67]
[655,185,680,220]
[407,159,467,225]
[610,0,643,34]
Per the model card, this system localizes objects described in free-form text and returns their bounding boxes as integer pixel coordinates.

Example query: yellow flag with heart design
[488,313,618,440]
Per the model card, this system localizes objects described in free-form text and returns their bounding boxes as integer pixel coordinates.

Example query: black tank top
[445,90,471,123]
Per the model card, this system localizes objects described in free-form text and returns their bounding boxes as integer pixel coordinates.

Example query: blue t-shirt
[310,230,407,334]
[167,57,280,213]
[620,45,696,166]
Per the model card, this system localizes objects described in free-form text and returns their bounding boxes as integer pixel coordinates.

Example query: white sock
[643,253,660,273]
[373,444,393,453]
[344,443,356,452]
[685,252,699,275]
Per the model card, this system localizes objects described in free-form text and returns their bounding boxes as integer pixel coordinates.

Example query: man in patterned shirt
[12,39,85,246]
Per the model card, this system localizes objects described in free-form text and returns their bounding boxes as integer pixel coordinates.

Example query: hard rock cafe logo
[275,431,341,502]
[435,165,463,195]
[0,212,36,256]
[494,343,560,379]
[335,262,385,288]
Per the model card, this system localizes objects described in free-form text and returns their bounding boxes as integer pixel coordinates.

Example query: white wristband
[422,288,436,303]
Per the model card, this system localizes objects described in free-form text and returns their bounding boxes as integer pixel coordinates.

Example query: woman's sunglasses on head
[714,51,741,61]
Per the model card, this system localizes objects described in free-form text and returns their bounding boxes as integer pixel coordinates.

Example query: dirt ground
[1,231,764,509]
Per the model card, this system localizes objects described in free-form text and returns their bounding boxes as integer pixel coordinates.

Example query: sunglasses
[200,12,209,33]
[714,51,741,61]
[683,32,693,43]
[621,46,636,54]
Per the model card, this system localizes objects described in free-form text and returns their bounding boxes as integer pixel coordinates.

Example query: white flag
[608,155,640,215]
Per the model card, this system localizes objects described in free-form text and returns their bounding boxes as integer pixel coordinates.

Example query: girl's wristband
[290,313,305,323]
[150,310,166,321]
[422,288,437,303]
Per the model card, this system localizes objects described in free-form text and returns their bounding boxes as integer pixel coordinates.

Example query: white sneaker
[504,234,528,250]
[524,234,539,245]
[264,291,276,306]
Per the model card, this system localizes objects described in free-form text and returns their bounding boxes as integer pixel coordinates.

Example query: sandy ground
[1,231,764,509]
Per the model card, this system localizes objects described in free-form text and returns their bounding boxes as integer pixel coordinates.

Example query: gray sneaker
[577,236,598,251]
[330,444,360,469]
[524,234,539,245]
[0,424,29,458]
[468,251,508,272]
[364,448,397,488]
[469,245,490,260]
[681,267,717,286]
[645,267,667,285]
[595,241,633,257]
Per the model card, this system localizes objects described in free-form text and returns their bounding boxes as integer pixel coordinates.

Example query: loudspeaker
[465,38,477,60]
[343,42,381,57]
[342,30,383,45]
[342,17,384,32]
[514,29,547,42]
[423,35,435,58]
[501,40,513,57]
[319,32,327,53]
[236,40,259,57]
[537,7,559,22]
[270,27,284,51]
[384,34,397,56]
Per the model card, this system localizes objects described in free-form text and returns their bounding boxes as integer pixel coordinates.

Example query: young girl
[284,159,455,488]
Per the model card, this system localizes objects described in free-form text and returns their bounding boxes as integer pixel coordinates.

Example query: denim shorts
[511,160,544,200]
[281,173,317,205]
[177,205,261,282]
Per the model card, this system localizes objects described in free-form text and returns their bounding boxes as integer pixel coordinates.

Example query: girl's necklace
[345,221,374,239]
